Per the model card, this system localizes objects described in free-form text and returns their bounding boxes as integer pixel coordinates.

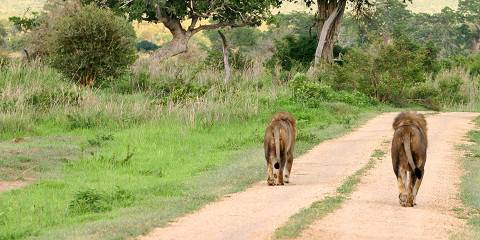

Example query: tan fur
[264,112,296,185]
[391,112,428,207]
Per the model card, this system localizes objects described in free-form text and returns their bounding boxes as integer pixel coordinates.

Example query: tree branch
[189,16,199,31]
[191,21,249,34]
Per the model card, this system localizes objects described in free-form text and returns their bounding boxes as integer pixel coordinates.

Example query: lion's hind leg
[405,170,415,207]
[397,167,409,207]
[412,173,423,205]
[284,152,293,183]
[267,160,275,186]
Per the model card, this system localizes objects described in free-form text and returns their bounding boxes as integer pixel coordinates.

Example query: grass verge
[273,149,386,239]
[453,116,480,239]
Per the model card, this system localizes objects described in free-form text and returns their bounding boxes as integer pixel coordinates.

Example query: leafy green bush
[267,33,317,71]
[435,70,468,105]
[0,22,7,48]
[289,73,373,107]
[68,189,111,214]
[204,27,263,53]
[324,35,438,106]
[136,40,160,52]
[111,71,209,104]
[204,48,253,71]
[47,4,137,86]
[68,187,134,215]
[66,112,113,129]
[0,51,9,67]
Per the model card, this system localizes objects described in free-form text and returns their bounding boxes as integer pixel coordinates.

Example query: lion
[264,112,296,186]
[391,112,428,207]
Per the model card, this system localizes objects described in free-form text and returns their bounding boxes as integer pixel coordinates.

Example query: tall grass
[433,68,480,112]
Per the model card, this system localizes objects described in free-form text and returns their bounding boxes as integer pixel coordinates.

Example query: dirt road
[139,112,478,240]
[0,180,25,192]
[139,112,396,240]
[298,112,479,240]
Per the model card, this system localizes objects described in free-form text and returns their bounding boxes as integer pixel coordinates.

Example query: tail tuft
[274,162,280,169]
[414,168,422,179]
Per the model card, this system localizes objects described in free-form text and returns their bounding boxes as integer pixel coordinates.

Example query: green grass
[273,149,385,239]
[454,117,480,239]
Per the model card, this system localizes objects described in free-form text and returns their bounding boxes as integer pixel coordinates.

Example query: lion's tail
[274,126,281,169]
[403,134,422,179]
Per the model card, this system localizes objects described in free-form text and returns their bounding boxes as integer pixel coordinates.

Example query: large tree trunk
[152,32,190,62]
[314,0,346,65]
[218,30,231,83]
[151,17,192,62]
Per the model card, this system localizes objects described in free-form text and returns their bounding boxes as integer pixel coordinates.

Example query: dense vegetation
[0,0,479,239]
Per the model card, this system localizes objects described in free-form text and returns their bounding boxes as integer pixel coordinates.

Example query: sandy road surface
[298,112,479,240]
[139,112,398,240]
[0,180,25,192]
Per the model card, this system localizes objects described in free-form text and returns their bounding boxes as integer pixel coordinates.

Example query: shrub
[68,189,111,214]
[0,51,9,67]
[67,187,134,215]
[322,35,438,106]
[204,48,253,71]
[47,4,137,86]
[266,33,317,71]
[0,22,7,48]
[136,40,160,52]
[289,73,373,107]
[204,27,263,53]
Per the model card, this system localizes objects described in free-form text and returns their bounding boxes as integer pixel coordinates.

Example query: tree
[300,0,412,64]
[217,30,231,83]
[458,0,480,51]
[83,0,280,62]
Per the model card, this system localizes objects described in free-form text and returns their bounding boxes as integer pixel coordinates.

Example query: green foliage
[66,112,113,129]
[68,187,134,215]
[204,48,253,71]
[204,27,263,53]
[68,189,112,214]
[82,0,280,27]
[47,4,137,85]
[136,40,160,52]
[0,22,6,48]
[267,33,317,71]
[340,0,474,57]
[8,12,41,32]
[329,35,438,105]
[0,51,9,67]
[289,73,373,107]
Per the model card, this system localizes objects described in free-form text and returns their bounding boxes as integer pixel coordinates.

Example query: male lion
[264,112,296,185]
[391,112,428,207]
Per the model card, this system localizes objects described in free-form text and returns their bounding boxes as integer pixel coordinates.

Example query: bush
[47,4,137,86]
[0,22,7,48]
[289,73,373,107]
[204,48,253,71]
[267,33,317,71]
[204,27,263,53]
[68,189,111,214]
[68,187,134,215]
[136,40,160,52]
[321,35,438,106]
[111,71,209,104]
[0,51,9,67]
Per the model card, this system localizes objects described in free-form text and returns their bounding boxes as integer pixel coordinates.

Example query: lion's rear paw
[267,178,275,186]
